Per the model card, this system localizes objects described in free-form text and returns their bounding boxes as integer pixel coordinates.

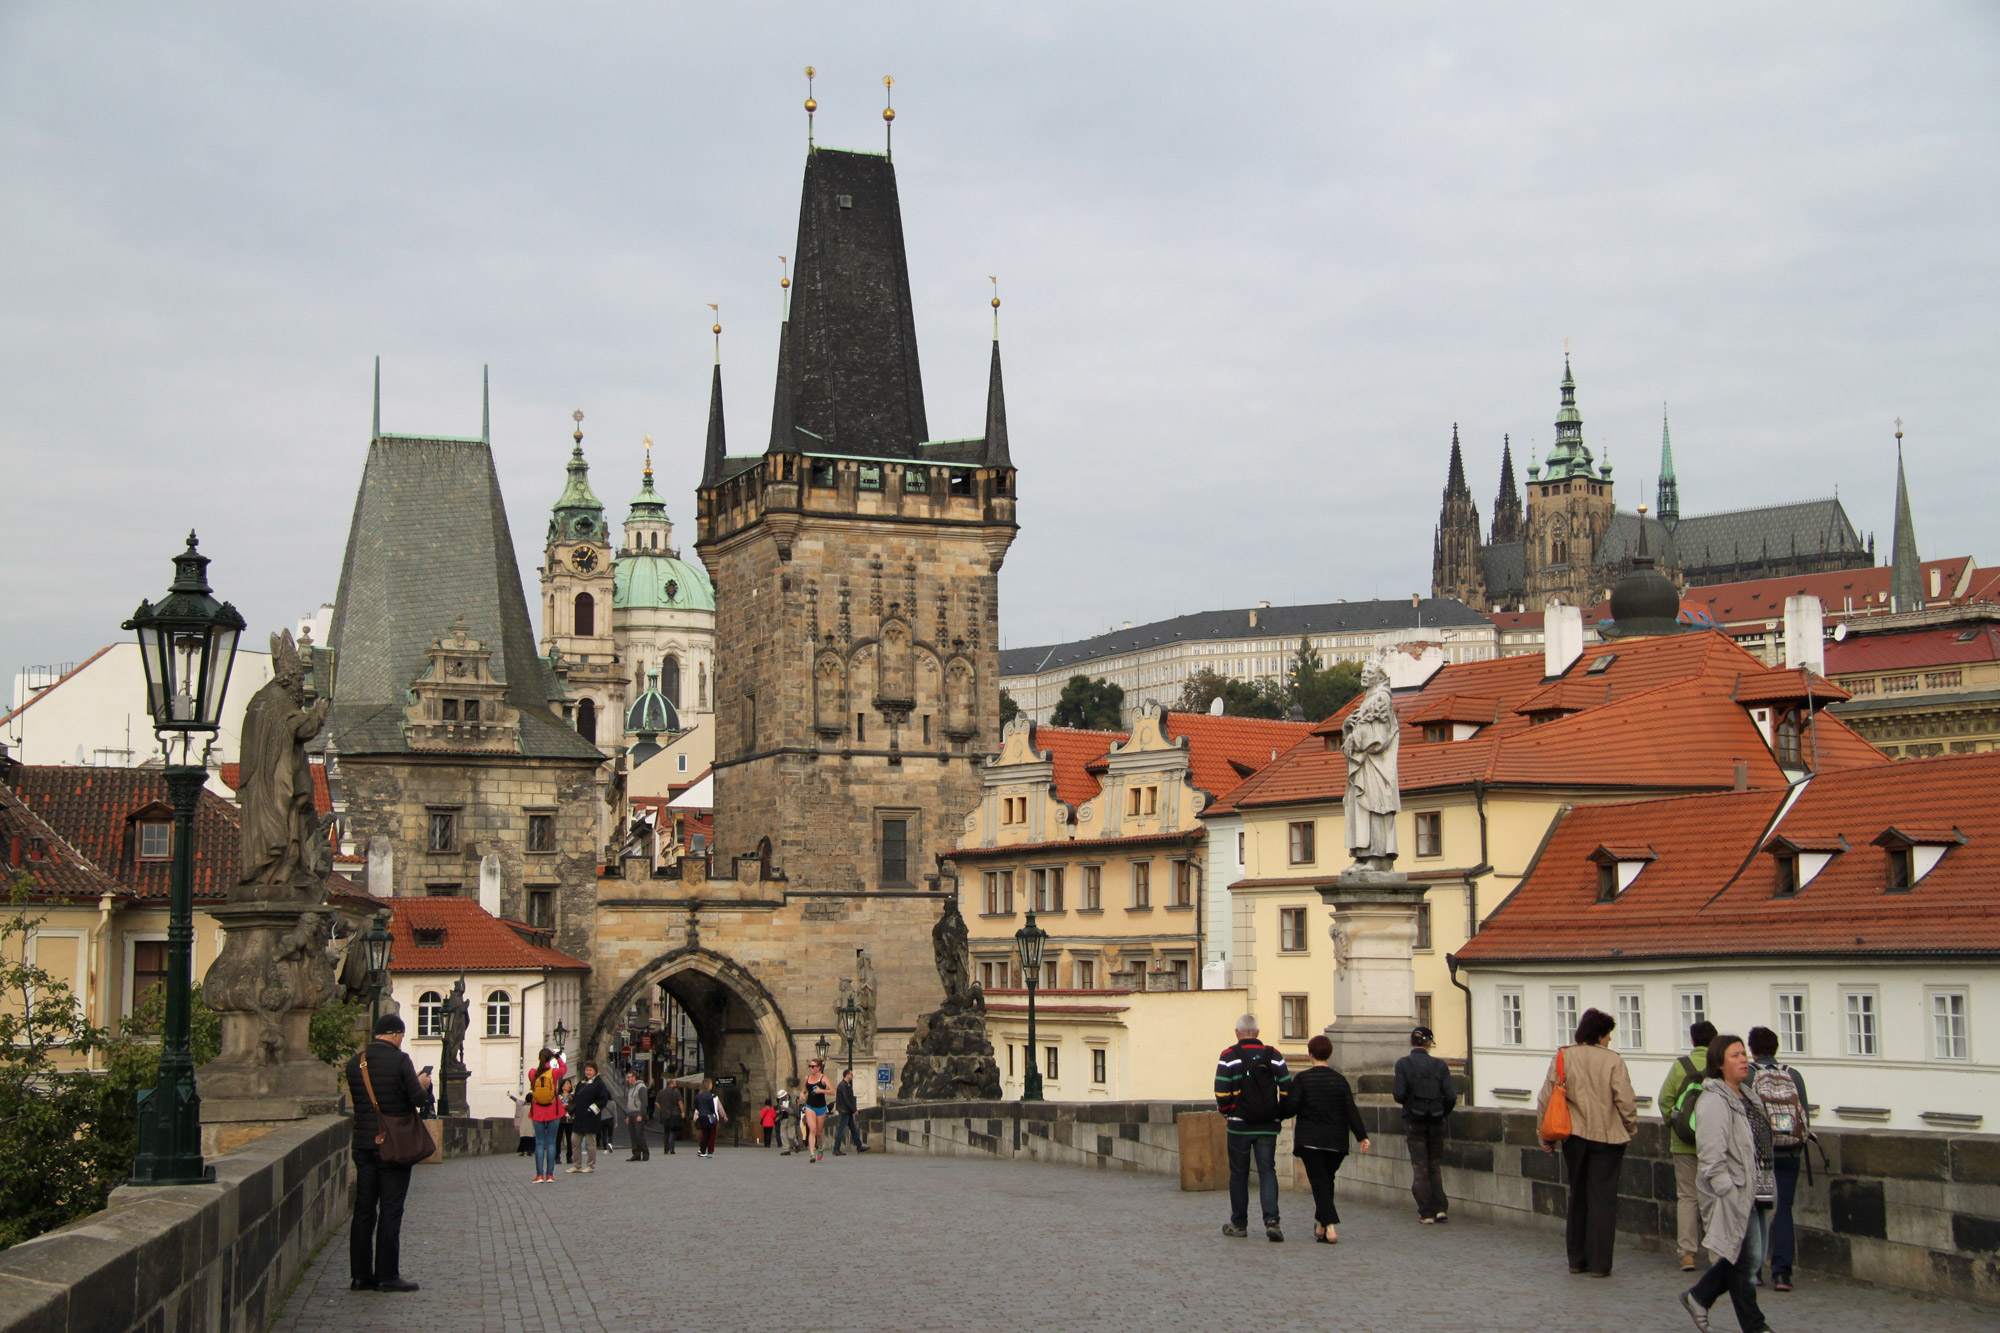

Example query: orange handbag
[1538,1046,1573,1144]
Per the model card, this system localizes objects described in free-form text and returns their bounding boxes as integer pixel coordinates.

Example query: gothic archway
[588,946,797,1119]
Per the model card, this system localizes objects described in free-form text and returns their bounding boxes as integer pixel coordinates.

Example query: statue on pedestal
[898,895,1001,1100]
[437,977,472,1116]
[235,631,333,900]
[1341,660,1401,872]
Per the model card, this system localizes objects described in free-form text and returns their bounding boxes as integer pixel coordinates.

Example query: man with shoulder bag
[345,1013,433,1293]
[1660,1020,1718,1271]
[1393,1026,1458,1224]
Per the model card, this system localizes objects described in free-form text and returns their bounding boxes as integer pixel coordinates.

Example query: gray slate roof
[1666,499,1864,573]
[325,435,603,761]
[1000,598,1490,678]
[1481,541,1526,595]
[1593,512,1677,566]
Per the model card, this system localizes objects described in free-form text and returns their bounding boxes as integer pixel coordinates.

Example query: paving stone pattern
[275,1133,1993,1333]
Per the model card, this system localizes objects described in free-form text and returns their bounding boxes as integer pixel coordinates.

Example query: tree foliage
[310,998,368,1068]
[1050,675,1125,730]
[1176,669,1290,719]
[998,689,1021,727]
[1176,636,1366,724]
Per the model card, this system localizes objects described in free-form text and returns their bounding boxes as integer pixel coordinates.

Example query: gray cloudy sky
[4,3,1996,680]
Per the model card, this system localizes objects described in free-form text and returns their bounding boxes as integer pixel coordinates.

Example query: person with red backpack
[1660,1019,1719,1271]
[1214,1013,1294,1242]
[1747,1026,1810,1293]
[526,1046,569,1183]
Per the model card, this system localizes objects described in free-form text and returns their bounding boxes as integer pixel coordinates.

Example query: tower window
[904,468,928,493]
[880,818,909,885]
[663,657,681,706]
[858,464,882,491]
[576,697,598,743]
[441,698,459,721]
[463,698,480,723]
[811,460,837,487]
[574,592,595,638]
[650,532,658,549]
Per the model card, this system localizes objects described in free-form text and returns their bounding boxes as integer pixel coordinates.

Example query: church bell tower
[541,411,619,746]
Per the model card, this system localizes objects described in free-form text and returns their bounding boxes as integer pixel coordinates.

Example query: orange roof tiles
[1411,694,1501,726]
[1024,724,1126,805]
[1730,667,1850,705]
[1205,630,1885,817]
[1616,557,1976,627]
[386,895,588,973]
[1160,711,1317,801]
[1825,624,2000,675]
[220,760,334,814]
[0,781,122,900]
[1459,751,2000,962]
[8,765,244,901]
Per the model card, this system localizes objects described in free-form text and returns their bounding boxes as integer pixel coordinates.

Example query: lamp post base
[129,1075,216,1186]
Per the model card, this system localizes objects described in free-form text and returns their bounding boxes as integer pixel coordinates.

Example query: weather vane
[572,409,584,447]
[989,275,1000,338]
[708,304,721,363]
[883,75,895,159]
[804,66,817,148]
[780,255,790,319]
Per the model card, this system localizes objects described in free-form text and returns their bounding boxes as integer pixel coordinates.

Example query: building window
[576,696,598,743]
[677,754,688,773]
[1170,959,1190,990]
[1278,906,1308,953]
[1416,993,1433,1031]
[1002,796,1026,825]
[1288,821,1316,865]
[1845,990,1878,1056]
[1081,865,1102,911]
[1414,811,1442,858]
[463,698,481,723]
[427,810,457,853]
[1774,855,1799,897]
[949,470,973,496]
[1092,1048,1107,1084]
[1415,901,1432,951]
[811,460,836,487]
[855,711,868,743]
[1886,846,1914,892]
[1044,1045,1059,1081]
[1032,867,1063,912]
[1074,958,1096,990]
[424,884,459,898]
[574,592,595,638]
[527,889,554,929]
[1596,862,1617,902]
[1553,990,1579,1045]
[413,928,446,947]
[880,817,909,885]
[485,990,513,1038]
[137,822,173,860]
[1615,990,1645,1052]
[442,697,459,721]
[1679,990,1708,1038]
[1422,723,1449,743]
[527,813,554,852]
[1145,786,1158,815]
[1775,710,1802,767]
[1236,830,1246,866]
[1931,991,1969,1061]
[904,467,929,493]
[858,464,882,491]
[1042,961,1058,990]
[983,870,1014,915]
[1171,860,1194,908]
[1499,990,1524,1046]
[1777,990,1808,1056]
[132,940,167,1007]
[1130,861,1151,908]
[417,991,443,1038]
[1281,994,1310,1041]
[980,960,1010,990]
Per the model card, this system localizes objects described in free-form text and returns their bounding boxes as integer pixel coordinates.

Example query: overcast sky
[4,4,1996,683]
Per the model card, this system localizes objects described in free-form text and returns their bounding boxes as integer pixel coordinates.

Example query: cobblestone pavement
[275,1131,1992,1332]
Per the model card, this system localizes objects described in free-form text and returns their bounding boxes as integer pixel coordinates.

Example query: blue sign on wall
[877,1063,893,1086]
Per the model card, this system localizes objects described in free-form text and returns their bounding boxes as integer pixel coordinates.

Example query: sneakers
[1680,1252,1699,1272]
[1678,1289,1711,1332]
[1420,1217,1436,1225]
[1221,1223,1247,1238]
[1773,1273,1793,1292]
[581,1166,595,1173]
[565,1165,582,1174]
[1265,1223,1284,1243]
[1433,1213,1448,1224]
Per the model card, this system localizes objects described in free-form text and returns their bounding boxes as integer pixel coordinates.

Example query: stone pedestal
[198,901,340,1155]
[897,991,1002,1100]
[1317,870,1428,1078]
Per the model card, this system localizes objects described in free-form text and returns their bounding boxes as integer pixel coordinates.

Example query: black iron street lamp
[552,1019,569,1053]
[814,1032,831,1066]
[837,995,860,1071]
[1015,909,1048,1102]
[124,533,245,1185]
[362,910,392,1030]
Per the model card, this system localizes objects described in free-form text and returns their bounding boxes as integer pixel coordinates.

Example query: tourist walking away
[802,1057,833,1161]
[1291,1033,1370,1243]
[658,1081,682,1154]
[1661,1019,1719,1271]
[623,1069,651,1160]
[509,1086,534,1156]
[567,1062,613,1173]
[555,1077,576,1166]
[345,1013,432,1292]
[1215,1013,1294,1242]
[832,1067,868,1154]
[1747,1026,1810,1293]
[1680,1034,1775,1333]
[694,1077,725,1156]
[759,1098,778,1147]
[1393,1024,1457,1224]
[1536,1006,1637,1277]
[527,1047,569,1183]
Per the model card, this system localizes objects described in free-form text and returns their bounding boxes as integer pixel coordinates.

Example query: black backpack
[1236,1045,1283,1122]
[1404,1057,1452,1120]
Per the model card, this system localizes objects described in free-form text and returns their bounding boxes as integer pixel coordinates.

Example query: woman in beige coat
[1536,1007,1638,1277]
[1678,1035,1774,1333]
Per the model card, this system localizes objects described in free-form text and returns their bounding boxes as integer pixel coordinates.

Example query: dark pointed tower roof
[1444,423,1470,498]
[548,417,606,545]
[983,338,1011,468]
[1657,406,1680,529]
[699,363,728,487]
[768,148,929,457]
[1890,424,1923,611]
[1491,433,1525,545]
[1498,434,1517,495]
[1543,354,1598,481]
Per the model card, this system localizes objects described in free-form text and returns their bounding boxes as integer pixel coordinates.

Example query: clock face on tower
[570,547,599,574]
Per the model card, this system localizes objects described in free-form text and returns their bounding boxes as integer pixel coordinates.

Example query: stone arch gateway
[586,945,796,1112]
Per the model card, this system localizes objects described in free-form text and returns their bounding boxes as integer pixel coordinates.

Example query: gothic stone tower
[1431,424,1484,607]
[1524,356,1616,608]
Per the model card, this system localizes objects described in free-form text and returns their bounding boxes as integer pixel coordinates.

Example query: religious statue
[1340,659,1401,871]
[236,630,332,900]
[854,947,878,1053]
[932,894,972,1002]
[440,977,471,1068]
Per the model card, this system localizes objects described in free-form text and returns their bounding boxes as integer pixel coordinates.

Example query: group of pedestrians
[757,1062,872,1160]
[1535,1010,1815,1333]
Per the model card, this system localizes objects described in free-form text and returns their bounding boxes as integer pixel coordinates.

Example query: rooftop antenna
[708,305,721,363]
[803,66,817,149]
[372,355,381,439]
[481,364,490,444]
[882,75,895,160]
[989,275,1000,338]
[779,255,790,320]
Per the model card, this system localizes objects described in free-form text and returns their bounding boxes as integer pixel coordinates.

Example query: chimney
[8,835,20,868]
[1783,595,1826,675]
[1544,603,1585,677]
[479,852,503,917]
[1733,760,1748,790]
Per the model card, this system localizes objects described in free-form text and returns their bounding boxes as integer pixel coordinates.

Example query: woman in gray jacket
[1679,1034,1773,1333]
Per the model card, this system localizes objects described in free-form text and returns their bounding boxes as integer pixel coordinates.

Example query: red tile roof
[1601,557,1976,628]
[7,765,244,901]
[1206,631,1885,817]
[1456,750,2000,963]
[1486,612,1545,630]
[1411,694,1501,726]
[219,761,336,815]
[1023,724,1127,806]
[1730,667,1851,705]
[1160,711,1317,801]
[384,895,588,973]
[1825,624,2000,675]
[0,781,124,900]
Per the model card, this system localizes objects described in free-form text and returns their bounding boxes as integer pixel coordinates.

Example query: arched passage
[587,947,796,1122]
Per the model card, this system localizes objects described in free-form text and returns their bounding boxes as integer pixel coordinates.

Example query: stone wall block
[1954,1138,2000,1187]
[1841,1132,1950,1181]
[0,1277,63,1333]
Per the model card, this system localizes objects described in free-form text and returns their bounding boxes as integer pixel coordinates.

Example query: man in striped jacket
[1215,1013,1293,1241]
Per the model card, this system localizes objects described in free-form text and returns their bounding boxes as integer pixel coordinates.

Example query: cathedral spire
[1491,433,1524,544]
[700,361,728,488]
[1543,352,1597,480]
[1889,419,1923,612]
[983,336,1011,469]
[1657,404,1680,530]
[1445,423,1470,498]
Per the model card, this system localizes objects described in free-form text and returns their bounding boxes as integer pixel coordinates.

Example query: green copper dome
[613,553,715,612]
[1540,356,1599,482]
[548,436,607,543]
[626,672,680,737]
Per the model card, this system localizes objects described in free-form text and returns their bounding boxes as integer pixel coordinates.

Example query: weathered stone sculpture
[437,977,472,1115]
[898,897,1002,1100]
[1340,659,1401,874]
[854,948,878,1056]
[199,630,341,1151]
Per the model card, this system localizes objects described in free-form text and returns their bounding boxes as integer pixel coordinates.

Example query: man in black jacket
[346,1013,432,1292]
[1392,1026,1458,1224]
[831,1068,868,1155]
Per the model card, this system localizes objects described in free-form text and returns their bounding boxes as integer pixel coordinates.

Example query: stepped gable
[1458,750,2000,962]
[1203,631,1885,817]
[325,434,600,760]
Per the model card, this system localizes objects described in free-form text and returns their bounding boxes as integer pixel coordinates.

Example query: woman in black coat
[1291,1033,1372,1242]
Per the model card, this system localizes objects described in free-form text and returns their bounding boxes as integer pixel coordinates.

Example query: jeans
[533,1119,560,1176]
[1227,1132,1281,1228]
[351,1148,413,1283]
[832,1111,865,1151]
[1562,1136,1626,1275]
[1691,1205,1771,1332]
[627,1115,649,1158]
[1405,1122,1448,1218]
[1770,1154,1800,1277]
[662,1119,678,1153]
[1299,1149,1348,1226]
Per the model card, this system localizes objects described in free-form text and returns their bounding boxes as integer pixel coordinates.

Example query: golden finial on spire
[707,304,721,364]
[804,66,817,147]
[989,275,1000,338]
[778,255,791,320]
[642,434,654,484]
[572,408,584,446]
[883,75,895,159]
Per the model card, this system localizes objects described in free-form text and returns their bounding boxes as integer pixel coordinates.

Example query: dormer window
[1871,826,1965,893]
[1887,846,1914,892]
[1763,834,1846,898]
[1588,844,1657,901]
[1775,710,1804,768]
[137,822,173,860]
[1423,724,1449,743]
[413,928,445,947]
[1775,854,1799,898]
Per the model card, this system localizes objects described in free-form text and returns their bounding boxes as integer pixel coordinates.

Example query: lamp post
[1015,909,1048,1101]
[123,533,245,1185]
[837,995,860,1071]
[814,1032,831,1067]
[362,911,392,1030]
[552,1019,569,1054]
